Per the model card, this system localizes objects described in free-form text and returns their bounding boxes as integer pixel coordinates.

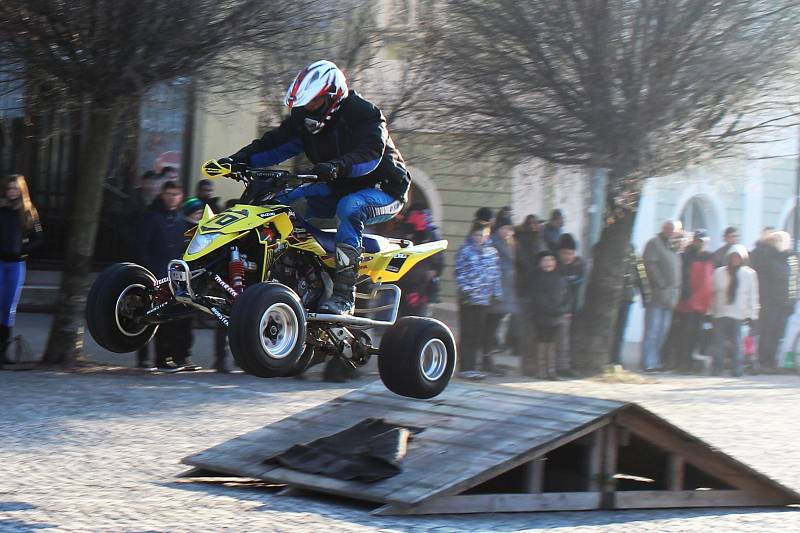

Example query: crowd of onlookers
[453,206,800,380]
[641,222,798,377]
[4,166,800,382]
[454,207,585,380]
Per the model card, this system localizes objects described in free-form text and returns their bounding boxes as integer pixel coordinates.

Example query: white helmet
[284,60,349,134]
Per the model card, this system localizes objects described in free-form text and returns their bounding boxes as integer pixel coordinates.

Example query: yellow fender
[362,240,448,283]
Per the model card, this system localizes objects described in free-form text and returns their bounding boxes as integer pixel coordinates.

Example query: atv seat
[319,229,400,254]
[296,217,398,253]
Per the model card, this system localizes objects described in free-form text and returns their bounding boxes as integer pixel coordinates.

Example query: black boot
[318,244,361,315]
[0,325,10,365]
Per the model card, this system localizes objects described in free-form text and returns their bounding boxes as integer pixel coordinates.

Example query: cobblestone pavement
[2,368,800,532]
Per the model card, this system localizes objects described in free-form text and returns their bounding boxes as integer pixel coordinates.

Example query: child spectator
[556,233,583,377]
[711,245,759,377]
[527,250,571,379]
[455,221,502,379]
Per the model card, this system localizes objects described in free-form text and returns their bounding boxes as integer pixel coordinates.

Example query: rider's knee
[336,196,363,223]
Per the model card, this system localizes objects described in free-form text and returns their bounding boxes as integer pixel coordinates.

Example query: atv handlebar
[201,159,318,184]
[236,167,319,184]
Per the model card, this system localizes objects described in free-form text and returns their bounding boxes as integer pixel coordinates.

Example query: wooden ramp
[182,382,800,515]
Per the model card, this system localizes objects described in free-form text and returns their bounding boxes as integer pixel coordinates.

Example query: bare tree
[427,0,800,370]
[0,0,317,366]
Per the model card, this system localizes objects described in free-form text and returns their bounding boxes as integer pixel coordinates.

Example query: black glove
[307,161,341,182]
[218,157,247,172]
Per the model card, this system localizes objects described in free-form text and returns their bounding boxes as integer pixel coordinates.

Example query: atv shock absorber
[228,246,245,293]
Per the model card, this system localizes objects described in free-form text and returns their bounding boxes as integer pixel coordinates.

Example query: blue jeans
[712,317,744,376]
[281,183,402,248]
[0,260,26,327]
[641,305,673,370]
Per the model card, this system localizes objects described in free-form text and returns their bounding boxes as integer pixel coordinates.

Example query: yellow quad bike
[86,160,456,399]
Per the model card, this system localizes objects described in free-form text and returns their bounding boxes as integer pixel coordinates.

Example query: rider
[221,60,410,315]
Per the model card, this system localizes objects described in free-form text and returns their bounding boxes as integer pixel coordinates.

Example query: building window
[680,196,709,233]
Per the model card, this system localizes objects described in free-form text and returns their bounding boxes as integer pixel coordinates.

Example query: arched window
[680,197,709,233]
[678,195,721,247]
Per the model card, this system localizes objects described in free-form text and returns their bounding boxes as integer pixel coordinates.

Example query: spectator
[0,175,43,364]
[137,181,198,372]
[485,214,518,374]
[611,244,643,364]
[195,179,221,213]
[752,230,797,372]
[543,209,565,251]
[474,206,494,225]
[527,250,571,380]
[672,230,714,373]
[455,221,502,380]
[641,220,682,371]
[124,171,160,254]
[397,209,444,317]
[182,197,205,225]
[749,226,776,282]
[556,233,584,377]
[515,215,546,265]
[159,165,179,183]
[712,226,740,268]
[711,245,759,377]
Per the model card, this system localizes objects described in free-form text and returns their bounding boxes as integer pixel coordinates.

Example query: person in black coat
[136,181,197,372]
[224,60,410,316]
[0,174,42,364]
[751,230,797,371]
[526,250,571,379]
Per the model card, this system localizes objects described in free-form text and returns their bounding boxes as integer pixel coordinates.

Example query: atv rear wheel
[228,282,307,377]
[86,263,158,353]
[378,317,456,399]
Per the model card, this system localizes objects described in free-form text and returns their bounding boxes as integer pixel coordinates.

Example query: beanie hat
[537,249,557,262]
[557,233,577,251]
[474,206,493,223]
[182,197,205,217]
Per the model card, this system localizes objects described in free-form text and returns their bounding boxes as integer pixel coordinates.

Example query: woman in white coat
[711,245,759,376]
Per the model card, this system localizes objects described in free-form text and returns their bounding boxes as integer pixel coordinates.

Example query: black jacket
[527,269,571,327]
[135,198,186,278]
[231,92,410,201]
[752,245,797,312]
[0,205,43,262]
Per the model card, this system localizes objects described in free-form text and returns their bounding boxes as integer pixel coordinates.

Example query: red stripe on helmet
[288,67,310,103]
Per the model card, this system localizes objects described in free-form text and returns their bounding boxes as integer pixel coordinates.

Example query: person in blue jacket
[222,60,411,315]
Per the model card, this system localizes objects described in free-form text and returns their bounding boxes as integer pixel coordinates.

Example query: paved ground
[3,355,800,532]
[4,313,800,531]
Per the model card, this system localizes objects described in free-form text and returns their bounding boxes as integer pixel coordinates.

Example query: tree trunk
[570,207,638,373]
[41,102,122,366]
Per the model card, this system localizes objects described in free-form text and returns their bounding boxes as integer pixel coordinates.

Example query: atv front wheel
[86,263,158,353]
[378,317,457,399]
[228,282,307,377]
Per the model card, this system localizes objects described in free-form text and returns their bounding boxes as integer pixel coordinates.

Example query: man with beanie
[556,233,584,376]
